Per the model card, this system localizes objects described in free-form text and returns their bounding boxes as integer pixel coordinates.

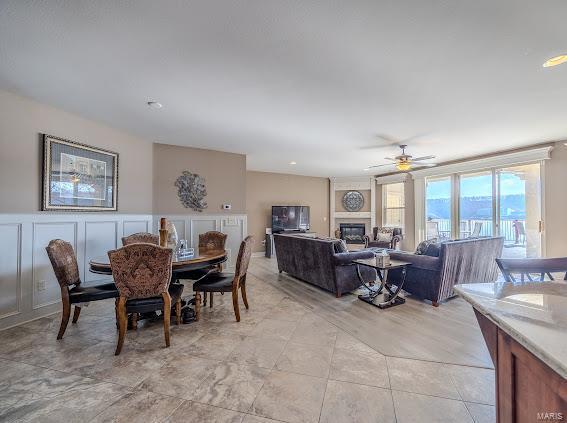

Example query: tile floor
[0,258,495,422]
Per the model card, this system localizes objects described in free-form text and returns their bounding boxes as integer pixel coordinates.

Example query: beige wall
[0,89,153,213]
[153,143,246,215]
[335,190,371,212]
[544,142,567,257]
[246,171,329,252]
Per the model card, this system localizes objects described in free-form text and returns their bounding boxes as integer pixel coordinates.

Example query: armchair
[364,227,403,250]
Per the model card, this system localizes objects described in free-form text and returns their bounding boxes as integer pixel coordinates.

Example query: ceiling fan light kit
[366,144,437,172]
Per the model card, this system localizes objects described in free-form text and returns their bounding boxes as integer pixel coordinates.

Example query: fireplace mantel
[329,176,376,237]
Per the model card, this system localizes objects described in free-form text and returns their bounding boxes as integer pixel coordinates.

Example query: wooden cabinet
[475,310,567,422]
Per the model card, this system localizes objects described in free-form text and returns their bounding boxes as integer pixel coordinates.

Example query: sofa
[273,233,377,297]
[364,227,403,250]
[387,237,504,306]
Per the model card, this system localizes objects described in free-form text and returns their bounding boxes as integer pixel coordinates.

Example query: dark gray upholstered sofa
[273,234,377,297]
[387,236,504,306]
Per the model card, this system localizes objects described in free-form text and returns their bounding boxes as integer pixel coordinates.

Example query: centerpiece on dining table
[159,217,194,258]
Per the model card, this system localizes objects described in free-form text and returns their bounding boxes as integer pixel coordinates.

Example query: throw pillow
[424,242,441,257]
[376,228,394,242]
[333,239,348,253]
[415,238,438,255]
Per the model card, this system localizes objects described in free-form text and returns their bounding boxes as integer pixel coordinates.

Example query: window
[383,182,405,228]
[425,176,452,240]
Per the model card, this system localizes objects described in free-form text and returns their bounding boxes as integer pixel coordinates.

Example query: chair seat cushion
[126,283,184,313]
[69,282,119,303]
[193,272,235,292]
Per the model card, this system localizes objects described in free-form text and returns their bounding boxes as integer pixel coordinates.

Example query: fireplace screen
[339,223,366,244]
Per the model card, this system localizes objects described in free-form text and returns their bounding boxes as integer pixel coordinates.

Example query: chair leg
[57,288,71,340]
[162,292,171,348]
[175,297,181,325]
[232,287,240,322]
[115,297,127,355]
[241,282,249,310]
[72,306,81,324]
[194,292,201,321]
[131,313,139,330]
[209,292,213,308]
[203,291,207,306]
[432,301,439,307]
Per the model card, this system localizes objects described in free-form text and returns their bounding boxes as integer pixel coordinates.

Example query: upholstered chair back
[199,231,227,251]
[234,236,254,279]
[372,226,402,239]
[121,232,159,246]
[46,239,81,288]
[108,244,173,299]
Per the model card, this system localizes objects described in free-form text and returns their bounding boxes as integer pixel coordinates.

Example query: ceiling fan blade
[365,163,395,169]
[375,134,399,144]
[416,163,437,167]
[359,145,392,150]
[383,157,397,161]
[412,155,436,161]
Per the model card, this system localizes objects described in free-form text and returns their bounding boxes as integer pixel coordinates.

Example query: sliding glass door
[497,164,542,258]
[459,171,494,239]
[425,176,452,240]
[425,162,543,257]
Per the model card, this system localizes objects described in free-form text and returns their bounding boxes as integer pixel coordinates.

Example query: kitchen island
[455,281,567,422]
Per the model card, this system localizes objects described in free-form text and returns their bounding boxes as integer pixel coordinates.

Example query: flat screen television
[272,206,310,233]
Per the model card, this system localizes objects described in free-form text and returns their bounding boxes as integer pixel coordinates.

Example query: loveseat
[388,237,504,306]
[273,233,377,297]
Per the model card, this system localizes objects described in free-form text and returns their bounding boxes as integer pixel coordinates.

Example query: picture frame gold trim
[42,134,119,212]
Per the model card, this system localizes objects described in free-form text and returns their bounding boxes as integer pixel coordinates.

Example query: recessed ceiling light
[289,161,297,165]
[543,55,567,68]
[147,101,163,109]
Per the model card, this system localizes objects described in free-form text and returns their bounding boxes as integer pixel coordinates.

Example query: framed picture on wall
[42,134,119,211]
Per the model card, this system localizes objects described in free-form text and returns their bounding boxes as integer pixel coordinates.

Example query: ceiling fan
[365,144,436,172]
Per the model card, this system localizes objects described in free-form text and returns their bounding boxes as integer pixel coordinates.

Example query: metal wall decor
[42,134,118,211]
[175,171,207,212]
[342,190,364,212]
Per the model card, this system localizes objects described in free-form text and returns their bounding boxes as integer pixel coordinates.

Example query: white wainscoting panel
[0,224,21,319]
[155,215,248,269]
[32,222,77,309]
[84,221,118,283]
[123,220,149,237]
[0,214,153,330]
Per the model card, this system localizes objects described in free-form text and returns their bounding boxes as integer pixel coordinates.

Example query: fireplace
[339,223,366,244]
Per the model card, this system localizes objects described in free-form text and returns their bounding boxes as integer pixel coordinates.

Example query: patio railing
[429,218,524,243]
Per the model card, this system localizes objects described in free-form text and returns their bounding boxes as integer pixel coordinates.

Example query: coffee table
[352,258,412,309]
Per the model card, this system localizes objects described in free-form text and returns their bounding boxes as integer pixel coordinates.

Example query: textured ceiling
[1,1,566,177]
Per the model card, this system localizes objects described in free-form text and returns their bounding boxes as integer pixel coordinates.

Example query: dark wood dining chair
[108,243,183,355]
[193,236,254,322]
[198,231,228,306]
[122,232,159,246]
[46,239,119,340]
[496,257,567,283]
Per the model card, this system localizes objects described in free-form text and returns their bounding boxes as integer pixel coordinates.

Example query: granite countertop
[454,281,567,379]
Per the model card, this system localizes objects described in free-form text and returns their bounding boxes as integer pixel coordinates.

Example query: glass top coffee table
[352,258,412,309]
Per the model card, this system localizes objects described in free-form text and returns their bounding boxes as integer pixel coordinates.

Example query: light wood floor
[250,257,493,369]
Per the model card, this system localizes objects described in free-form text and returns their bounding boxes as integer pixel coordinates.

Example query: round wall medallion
[342,191,364,212]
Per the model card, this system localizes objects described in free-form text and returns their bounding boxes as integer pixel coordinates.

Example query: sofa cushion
[415,238,438,255]
[424,242,441,257]
[333,249,375,266]
[389,251,442,272]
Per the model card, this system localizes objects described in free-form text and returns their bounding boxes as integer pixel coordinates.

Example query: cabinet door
[497,330,567,422]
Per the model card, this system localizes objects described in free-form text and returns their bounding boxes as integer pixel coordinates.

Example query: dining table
[89,249,228,324]
[89,249,228,278]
